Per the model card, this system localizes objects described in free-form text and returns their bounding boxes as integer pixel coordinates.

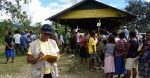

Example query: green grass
[0,45,30,76]
[0,45,103,78]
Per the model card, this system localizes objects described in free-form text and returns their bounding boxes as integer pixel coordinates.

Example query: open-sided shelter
[46,0,136,31]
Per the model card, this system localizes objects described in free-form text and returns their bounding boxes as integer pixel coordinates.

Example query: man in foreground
[27,24,60,78]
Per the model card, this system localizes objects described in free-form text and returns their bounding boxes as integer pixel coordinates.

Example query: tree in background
[0,0,31,44]
[125,0,150,32]
[1,0,31,26]
[0,20,12,43]
[33,22,42,34]
[51,21,71,37]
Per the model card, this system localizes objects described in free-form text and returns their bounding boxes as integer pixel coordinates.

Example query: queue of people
[4,24,150,78]
[60,27,150,78]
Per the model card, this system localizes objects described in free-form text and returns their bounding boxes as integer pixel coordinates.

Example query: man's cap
[41,24,53,34]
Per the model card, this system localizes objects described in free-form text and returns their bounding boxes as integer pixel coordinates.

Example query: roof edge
[46,0,87,20]
[46,0,136,21]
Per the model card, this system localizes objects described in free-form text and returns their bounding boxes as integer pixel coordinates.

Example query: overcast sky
[0,0,150,25]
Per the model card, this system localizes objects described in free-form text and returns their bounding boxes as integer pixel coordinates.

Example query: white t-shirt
[13,34,21,44]
[95,37,98,44]
[115,37,120,42]
[60,35,64,43]
[48,39,60,56]
[76,33,80,43]
[101,35,107,41]
[28,39,60,74]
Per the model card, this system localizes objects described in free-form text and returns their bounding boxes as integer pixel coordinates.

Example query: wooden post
[65,25,67,34]
[97,20,101,40]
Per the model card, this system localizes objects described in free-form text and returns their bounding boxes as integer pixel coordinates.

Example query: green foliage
[0,20,12,44]
[52,21,71,36]
[0,0,32,44]
[22,19,31,29]
[0,0,31,27]
[32,22,42,35]
[125,0,150,32]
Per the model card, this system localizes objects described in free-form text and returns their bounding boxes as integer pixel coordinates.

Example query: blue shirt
[104,43,115,57]
[20,35,28,49]
[123,29,129,39]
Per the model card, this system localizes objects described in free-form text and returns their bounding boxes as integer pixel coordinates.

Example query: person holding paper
[27,24,60,78]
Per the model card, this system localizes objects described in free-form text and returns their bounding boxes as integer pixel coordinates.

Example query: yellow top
[28,40,53,74]
[88,37,96,54]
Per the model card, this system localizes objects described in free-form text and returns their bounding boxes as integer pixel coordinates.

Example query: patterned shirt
[143,40,150,62]
[115,39,127,56]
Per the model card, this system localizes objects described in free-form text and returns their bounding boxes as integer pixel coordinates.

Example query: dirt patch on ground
[57,54,103,78]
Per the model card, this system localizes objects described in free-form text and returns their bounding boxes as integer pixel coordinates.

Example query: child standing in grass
[5,31,15,64]
[104,36,116,78]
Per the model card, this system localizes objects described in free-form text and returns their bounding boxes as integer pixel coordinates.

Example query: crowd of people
[58,26,150,78]
[4,30,37,64]
[4,24,150,78]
